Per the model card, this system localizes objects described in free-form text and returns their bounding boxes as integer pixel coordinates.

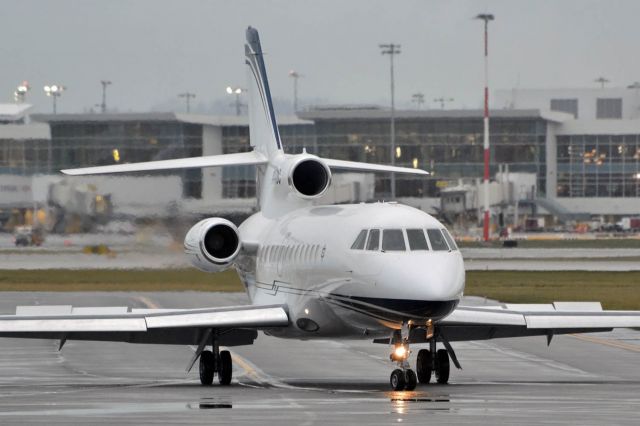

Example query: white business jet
[2,27,639,391]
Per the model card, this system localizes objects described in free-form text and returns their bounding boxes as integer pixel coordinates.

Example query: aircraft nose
[381,253,465,302]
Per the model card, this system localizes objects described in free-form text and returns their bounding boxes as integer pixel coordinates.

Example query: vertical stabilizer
[245,27,283,158]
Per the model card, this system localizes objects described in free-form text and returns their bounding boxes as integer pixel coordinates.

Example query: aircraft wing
[323,158,429,175]
[0,304,289,346]
[61,151,268,176]
[436,302,640,342]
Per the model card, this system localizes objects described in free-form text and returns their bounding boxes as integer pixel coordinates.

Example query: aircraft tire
[435,349,450,384]
[390,369,406,391]
[199,350,214,385]
[218,350,232,385]
[416,349,432,383]
[405,369,417,390]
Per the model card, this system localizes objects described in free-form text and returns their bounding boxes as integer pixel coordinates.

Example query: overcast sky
[2,0,639,115]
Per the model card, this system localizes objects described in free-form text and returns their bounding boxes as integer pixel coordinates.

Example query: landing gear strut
[415,337,450,384]
[388,323,418,391]
[199,331,233,386]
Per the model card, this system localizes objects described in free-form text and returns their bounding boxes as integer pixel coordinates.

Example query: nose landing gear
[388,323,454,390]
[388,324,418,391]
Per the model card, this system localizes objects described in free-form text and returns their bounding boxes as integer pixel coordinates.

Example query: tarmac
[0,292,638,424]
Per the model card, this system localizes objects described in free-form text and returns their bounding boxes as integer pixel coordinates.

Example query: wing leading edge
[61,151,268,176]
[0,304,289,346]
[436,302,640,342]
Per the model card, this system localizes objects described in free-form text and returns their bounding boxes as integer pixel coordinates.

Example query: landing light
[393,344,408,360]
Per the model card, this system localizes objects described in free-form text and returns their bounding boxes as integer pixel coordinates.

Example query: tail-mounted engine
[184,218,241,273]
[287,156,332,199]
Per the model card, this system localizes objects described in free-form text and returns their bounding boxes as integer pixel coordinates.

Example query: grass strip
[466,271,640,310]
[0,269,243,292]
[0,269,639,310]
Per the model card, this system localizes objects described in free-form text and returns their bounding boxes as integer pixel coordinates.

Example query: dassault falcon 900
[2,27,640,391]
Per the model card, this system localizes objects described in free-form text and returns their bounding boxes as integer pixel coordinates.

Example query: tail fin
[245,26,282,158]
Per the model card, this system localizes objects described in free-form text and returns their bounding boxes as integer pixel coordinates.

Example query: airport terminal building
[1,88,639,218]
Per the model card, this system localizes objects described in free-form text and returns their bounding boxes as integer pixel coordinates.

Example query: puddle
[187,398,232,410]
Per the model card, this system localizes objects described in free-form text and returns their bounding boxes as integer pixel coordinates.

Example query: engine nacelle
[184,218,241,273]
[287,156,332,199]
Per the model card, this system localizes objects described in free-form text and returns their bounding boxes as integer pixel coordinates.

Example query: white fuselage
[235,202,465,340]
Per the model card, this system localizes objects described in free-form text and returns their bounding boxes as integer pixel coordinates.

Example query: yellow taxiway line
[570,333,640,353]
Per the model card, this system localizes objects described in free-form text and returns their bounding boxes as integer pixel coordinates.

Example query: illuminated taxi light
[394,345,407,359]
[112,149,120,162]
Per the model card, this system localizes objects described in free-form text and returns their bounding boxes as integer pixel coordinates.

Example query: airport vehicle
[13,225,44,247]
[1,27,639,391]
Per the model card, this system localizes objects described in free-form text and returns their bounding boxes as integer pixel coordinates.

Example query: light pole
[226,86,245,116]
[14,81,30,103]
[594,76,610,88]
[288,70,303,112]
[475,13,494,242]
[44,84,66,114]
[178,92,196,113]
[412,93,425,109]
[100,80,112,113]
[380,43,401,199]
[433,97,454,109]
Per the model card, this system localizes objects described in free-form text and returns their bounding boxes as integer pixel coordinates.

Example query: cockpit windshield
[426,229,450,251]
[350,227,456,253]
[382,229,405,251]
[366,229,380,251]
[350,230,367,250]
[441,228,458,251]
[406,229,428,250]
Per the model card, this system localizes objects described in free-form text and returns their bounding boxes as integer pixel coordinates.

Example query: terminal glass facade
[0,137,50,175]
[8,119,204,198]
[310,116,547,198]
[557,134,640,197]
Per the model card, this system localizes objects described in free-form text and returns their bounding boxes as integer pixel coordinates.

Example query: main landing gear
[199,332,232,386]
[415,338,450,385]
[388,323,452,390]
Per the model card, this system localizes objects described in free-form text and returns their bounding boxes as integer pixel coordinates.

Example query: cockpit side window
[366,229,380,251]
[426,228,450,251]
[406,229,429,250]
[382,229,406,251]
[441,229,458,251]
[351,230,368,250]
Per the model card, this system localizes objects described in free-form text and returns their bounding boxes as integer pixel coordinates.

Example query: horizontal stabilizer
[62,151,268,176]
[323,158,429,175]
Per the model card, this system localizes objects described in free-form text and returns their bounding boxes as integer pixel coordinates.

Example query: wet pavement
[0,292,638,424]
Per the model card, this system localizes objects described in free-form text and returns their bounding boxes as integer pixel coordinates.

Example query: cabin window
[351,230,368,250]
[441,229,458,251]
[406,229,429,250]
[366,229,380,251]
[382,229,406,251]
[426,229,449,251]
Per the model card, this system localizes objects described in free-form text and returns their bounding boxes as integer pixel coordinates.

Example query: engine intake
[289,158,331,199]
[184,218,241,273]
